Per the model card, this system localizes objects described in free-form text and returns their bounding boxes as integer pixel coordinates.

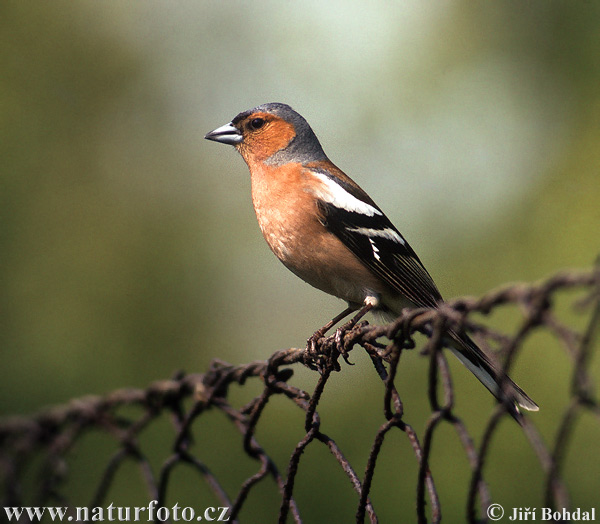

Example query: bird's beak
[204,122,243,145]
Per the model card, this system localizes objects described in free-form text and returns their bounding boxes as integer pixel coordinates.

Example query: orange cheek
[242,121,296,161]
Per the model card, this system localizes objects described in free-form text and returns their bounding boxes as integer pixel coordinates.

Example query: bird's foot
[305,328,328,372]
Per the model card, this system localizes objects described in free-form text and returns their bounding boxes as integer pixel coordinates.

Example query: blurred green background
[2,1,599,522]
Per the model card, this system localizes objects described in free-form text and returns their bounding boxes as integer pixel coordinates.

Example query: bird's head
[205,102,327,166]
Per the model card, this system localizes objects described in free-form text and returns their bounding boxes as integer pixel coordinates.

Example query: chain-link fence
[1,266,599,523]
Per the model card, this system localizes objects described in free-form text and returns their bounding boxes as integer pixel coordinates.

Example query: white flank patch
[346,226,405,245]
[364,295,380,307]
[311,172,382,217]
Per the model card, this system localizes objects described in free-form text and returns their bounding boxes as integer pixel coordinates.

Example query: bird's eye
[249,118,265,130]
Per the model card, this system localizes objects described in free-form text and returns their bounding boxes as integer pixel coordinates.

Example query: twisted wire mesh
[1,266,599,523]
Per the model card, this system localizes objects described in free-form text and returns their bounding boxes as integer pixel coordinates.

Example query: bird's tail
[446,330,538,417]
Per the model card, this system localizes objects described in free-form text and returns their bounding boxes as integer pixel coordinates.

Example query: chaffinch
[205,102,538,415]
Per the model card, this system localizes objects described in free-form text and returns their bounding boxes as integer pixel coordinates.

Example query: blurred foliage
[0,2,224,413]
[1,1,599,522]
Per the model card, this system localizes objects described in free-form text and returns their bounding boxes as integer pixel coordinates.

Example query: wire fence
[1,266,599,523]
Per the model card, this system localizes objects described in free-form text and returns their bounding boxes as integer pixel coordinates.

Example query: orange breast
[248,162,387,305]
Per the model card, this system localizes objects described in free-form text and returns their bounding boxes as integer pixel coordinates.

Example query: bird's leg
[307,306,355,365]
[347,302,374,327]
[335,302,375,364]
[308,306,355,347]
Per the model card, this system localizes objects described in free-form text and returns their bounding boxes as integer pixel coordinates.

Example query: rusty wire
[1,266,599,523]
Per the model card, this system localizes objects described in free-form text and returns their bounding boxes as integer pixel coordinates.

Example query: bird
[205,102,538,416]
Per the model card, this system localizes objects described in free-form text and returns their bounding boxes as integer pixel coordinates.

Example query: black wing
[317,198,442,310]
